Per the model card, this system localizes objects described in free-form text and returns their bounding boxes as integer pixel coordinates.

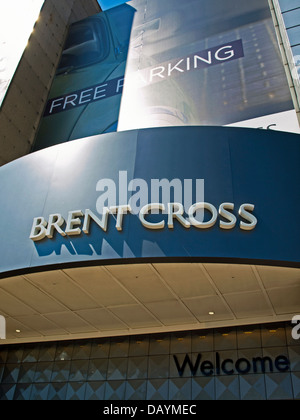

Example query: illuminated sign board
[33,0,299,152]
[0,126,299,276]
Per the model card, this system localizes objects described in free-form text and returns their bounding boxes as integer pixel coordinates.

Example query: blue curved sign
[0,126,299,276]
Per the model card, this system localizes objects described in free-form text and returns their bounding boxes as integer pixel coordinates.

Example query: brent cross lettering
[29,202,257,241]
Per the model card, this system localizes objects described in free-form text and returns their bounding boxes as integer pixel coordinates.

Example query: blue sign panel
[0,126,299,277]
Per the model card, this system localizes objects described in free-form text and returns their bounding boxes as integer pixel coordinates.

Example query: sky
[97,0,128,11]
[0,0,44,106]
[0,0,126,106]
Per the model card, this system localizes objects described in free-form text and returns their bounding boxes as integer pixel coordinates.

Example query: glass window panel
[149,333,170,355]
[2,364,20,383]
[261,324,287,347]
[0,383,16,400]
[22,344,40,363]
[282,9,300,28]
[288,346,300,371]
[146,378,169,400]
[287,26,300,46]
[0,321,298,400]
[127,356,148,379]
[129,335,149,356]
[104,380,126,400]
[192,376,215,400]
[292,44,300,57]
[239,374,266,400]
[169,377,192,400]
[18,363,36,383]
[87,358,108,381]
[55,342,74,361]
[215,375,240,400]
[191,330,214,352]
[0,349,7,364]
[38,343,57,361]
[0,364,3,382]
[279,0,300,13]
[6,346,23,363]
[69,359,89,382]
[109,337,129,358]
[14,383,32,400]
[237,325,262,349]
[30,383,50,400]
[66,381,87,400]
[33,361,53,383]
[47,382,68,400]
[85,381,106,400]
[237,348,263,374]
[263,347,290,374]
[170,332,191,354]
[72,341,91,360]
[50,361,71,382]
[265,372,293,400]
[148,355,170,379]
[90,338,110,359]
[107,357,128,380]
[125,379,147,400]
[214,328,237,351]
[291,372,300,399]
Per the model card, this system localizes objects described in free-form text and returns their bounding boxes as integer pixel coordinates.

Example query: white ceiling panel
[26,271,99,311]
[0,288,36,317]
[153,263,216,298]
[203,264,260,293]
[0,275,66,313]
[223,290,274,318]
[256,266,300,288]
[145,300,198,326]
[75,308,128,331]
[267,285,300,315]
[44,311,98,334]
[13,314,67,337]
[182,294,235,322]
[106,264,176,303]
[109,304,161,329]
[64,266,136,307]
[0,263,298,344]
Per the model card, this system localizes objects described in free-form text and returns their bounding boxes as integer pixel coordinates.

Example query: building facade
[0,0,299,401]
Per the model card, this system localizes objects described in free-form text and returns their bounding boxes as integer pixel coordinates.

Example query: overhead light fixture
[15,329,21,333]
[208,311,215,315]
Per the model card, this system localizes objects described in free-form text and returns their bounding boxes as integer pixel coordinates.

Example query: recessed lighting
[15,329,21,333]
[208,311,215,315]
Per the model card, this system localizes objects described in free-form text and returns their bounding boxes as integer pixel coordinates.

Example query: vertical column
[269,0,300,122]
